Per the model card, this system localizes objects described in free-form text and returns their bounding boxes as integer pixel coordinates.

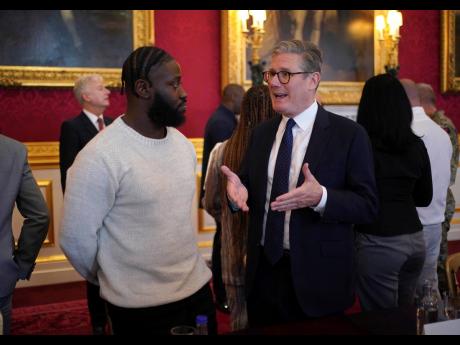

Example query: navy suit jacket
[59,112,113,192]
[199,105,237,205]
[241,106,378,317]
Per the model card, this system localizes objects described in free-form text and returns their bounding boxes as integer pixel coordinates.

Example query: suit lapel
[79,112,98,137]
[296,106,331,187]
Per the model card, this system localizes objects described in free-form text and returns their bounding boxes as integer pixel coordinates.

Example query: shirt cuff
[312,186,327,215]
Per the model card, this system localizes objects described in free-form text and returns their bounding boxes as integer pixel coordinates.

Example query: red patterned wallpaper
[154,10,221,138]
[0,10,220,142]
[2,10,460,142]
[399,10,460,128]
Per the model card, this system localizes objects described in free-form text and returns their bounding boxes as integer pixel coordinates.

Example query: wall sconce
[238,10,267,85]
[376,10,403,77]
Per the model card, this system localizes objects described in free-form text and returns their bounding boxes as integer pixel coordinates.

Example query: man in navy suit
[59,74,112,334]
[222,40,378,327]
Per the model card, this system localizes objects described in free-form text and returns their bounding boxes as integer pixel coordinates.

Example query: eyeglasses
[263,70,312,84]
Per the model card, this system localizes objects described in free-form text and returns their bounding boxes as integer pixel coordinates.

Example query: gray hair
[417,82,436,106]
[271,40,322,73]
[73,74,104,105]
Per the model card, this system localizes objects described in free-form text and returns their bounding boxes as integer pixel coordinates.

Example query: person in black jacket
[59,74,112,334]
[355,74,433,311]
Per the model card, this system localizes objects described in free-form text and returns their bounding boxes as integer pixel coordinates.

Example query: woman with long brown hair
[203,84,279,330]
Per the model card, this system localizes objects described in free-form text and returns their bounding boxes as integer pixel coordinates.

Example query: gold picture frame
[441,10,460,92]
[222,10,386,104]
[0,10,154,88]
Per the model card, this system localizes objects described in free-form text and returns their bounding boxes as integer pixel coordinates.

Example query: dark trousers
[86,281,108,329]
[212,221,227,304]
[105,283,217,335]
[247,250,307,328]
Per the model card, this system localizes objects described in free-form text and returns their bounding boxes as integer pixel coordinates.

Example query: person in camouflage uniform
[418,83,459,294]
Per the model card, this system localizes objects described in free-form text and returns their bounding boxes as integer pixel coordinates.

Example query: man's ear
[134,79,152,99]
[81,92,91,103]
[309,72,321,91]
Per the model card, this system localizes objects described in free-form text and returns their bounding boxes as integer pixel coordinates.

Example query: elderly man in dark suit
[59,74,112,334]
[222,40,378,327]
[0,134,49,335]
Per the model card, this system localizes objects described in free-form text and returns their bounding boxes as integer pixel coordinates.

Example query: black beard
[147,92,185,128]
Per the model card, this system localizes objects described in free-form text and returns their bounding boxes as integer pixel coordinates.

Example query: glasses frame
[263,70,312,84]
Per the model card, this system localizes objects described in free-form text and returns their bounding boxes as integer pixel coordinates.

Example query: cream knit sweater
[60,116,211,308]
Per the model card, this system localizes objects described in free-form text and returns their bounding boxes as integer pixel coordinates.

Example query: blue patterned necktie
[264,118,295,265]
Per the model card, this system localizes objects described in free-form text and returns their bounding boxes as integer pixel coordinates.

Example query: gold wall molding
[26,142,60,169]
[190,138,204,165]
[198,241,213,248]
[38,180,55,247]
[36,254,68,264]
[26,139,203,168]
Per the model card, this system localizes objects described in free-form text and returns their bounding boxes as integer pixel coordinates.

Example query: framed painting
[222,10,386,104]
[0,10,154,87]
[441,10,460,92]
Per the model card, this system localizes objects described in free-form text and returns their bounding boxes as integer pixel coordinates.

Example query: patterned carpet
[11,299,91,335]
[11,298,230,335]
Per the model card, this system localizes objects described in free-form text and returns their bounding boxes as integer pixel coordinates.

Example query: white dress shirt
[411,106,452,225]
[83,109,105,131]
[262,101,327,250]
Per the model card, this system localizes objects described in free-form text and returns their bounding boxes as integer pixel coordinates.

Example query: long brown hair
[222,84,278,172]
[220,84,279,266]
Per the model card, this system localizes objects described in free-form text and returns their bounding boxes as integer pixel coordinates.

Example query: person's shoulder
[0,134,26,153]
[61,112,85,127]
[437,112,457,130]
[169,127,194,147]
[409,136,428,152]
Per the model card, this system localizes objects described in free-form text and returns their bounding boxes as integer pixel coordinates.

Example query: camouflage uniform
[432,110,459,294]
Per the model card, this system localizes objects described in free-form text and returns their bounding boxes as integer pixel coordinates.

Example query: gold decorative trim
[441,10,460,92]
[38,180,55,247]
[26,137,202,169]
[36,254,68,264]
[26,142,60,169]
[190,138,203,165]
[222,10,384,104]
[0,10,154,88]
[198,241,213,248]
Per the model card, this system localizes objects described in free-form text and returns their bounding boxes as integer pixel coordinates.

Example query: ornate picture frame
[222,10,386,104]
[0,10,154,88]
[441,10,460,93]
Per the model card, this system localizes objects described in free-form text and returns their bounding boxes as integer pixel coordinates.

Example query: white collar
[83,109,104,123]
[282,101,318,131]
[412,106,430,122]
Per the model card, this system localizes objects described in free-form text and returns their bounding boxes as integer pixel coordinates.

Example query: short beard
[147,92,185,128]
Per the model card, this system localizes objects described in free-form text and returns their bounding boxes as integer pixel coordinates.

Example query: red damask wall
[1,10,460,142]
[399,10,460,127]
[0,10,220,142]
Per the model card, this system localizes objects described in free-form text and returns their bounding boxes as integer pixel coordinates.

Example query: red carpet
[11,297,230,335]
[11,299,91,335]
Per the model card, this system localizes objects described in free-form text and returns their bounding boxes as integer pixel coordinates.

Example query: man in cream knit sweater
[60,46,216,335]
